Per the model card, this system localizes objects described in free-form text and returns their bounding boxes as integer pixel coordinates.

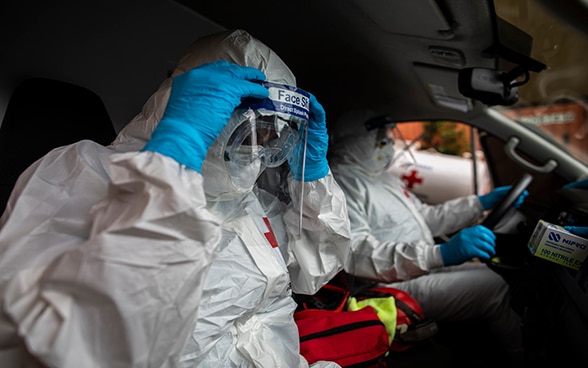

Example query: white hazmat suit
[0,30,350,368]
[328,109,523,357]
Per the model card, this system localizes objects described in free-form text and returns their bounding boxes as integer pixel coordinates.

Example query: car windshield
[491,0,588,164]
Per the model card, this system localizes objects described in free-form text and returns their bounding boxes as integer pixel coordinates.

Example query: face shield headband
[224,81,310,190]
[365,115,396,133]
[364,114,396,145]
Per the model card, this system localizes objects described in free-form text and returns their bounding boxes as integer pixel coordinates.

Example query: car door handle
[504,136,558,174]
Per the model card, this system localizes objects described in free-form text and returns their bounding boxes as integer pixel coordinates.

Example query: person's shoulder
[74,139,114,159]
[333,168,373,194]
[44,140,114,177]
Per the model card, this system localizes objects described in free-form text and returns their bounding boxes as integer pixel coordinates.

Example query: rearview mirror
[458,67,518,106]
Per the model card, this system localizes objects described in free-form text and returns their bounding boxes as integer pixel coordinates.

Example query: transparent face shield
[224,81,310,192]
[364,115,397,170]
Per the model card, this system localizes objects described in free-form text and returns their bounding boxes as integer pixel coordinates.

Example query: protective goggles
[365,115,396,147]
[225,81,310,170]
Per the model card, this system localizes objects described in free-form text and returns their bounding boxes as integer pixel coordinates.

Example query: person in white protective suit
[327,109,528,362]
[0,29,350,368]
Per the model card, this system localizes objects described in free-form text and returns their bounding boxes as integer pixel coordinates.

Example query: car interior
[1,0,587,366]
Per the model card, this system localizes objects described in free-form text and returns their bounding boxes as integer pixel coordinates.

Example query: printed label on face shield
[238,81,310,120]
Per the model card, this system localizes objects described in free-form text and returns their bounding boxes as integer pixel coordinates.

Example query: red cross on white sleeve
[401,169,423,189]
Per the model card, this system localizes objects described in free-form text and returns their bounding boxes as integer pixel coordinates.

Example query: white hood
[328,108,391,177]
[111,29,296,201]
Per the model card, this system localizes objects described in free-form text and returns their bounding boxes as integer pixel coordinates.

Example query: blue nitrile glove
[143,60,269,172]
[564,226,588,238]
[288,93,330,181]
[439,225,496,266]
[478,185,528,210]
[563,177,588,190]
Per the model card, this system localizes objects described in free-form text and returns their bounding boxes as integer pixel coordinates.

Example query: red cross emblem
[401,169,423,189]
[262,217,279,248]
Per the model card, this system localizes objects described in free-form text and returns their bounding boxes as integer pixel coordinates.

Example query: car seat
[0,77,117,214]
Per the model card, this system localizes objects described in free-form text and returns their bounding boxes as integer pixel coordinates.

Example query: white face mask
[375,126,395,169]
[226,145,264,191]
[361,128,395,175]
[375,141,395,168]
[364,141,395,174]
[202,141,264,201]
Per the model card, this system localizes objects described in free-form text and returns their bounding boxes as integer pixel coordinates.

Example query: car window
[494,99,588,165]
[392,0,588,205]
[389,121,491,204]
[491,0,588,165]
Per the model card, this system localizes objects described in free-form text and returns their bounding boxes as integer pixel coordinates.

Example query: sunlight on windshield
[492,0,588,164]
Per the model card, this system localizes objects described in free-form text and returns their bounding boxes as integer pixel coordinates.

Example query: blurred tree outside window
[419,121,471,156]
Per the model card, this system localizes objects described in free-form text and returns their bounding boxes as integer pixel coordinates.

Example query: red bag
[327,272,438,352]
[295,306,389,367]
[293,274,438,366]
[353,286,439,352]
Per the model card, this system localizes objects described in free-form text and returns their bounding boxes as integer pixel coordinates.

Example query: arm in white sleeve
[416,194,485,237]
[0,151,221,368]
[282,170,352,295]
[341,180,444,283]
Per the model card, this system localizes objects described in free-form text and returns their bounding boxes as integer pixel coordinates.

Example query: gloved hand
[143,60,269,172]
[439,225,496,266]
[564,226,588,238]
[563,177,588,190]
[478,185,528,210]
[288,93,330,181]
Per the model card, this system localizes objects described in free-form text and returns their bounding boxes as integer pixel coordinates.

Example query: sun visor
[414,63,473,113]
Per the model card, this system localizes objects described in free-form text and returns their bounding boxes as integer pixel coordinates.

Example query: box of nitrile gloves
[528,220,588,270]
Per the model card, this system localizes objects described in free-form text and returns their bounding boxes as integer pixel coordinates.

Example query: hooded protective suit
[0,30,350,368]
[328,109,523,356]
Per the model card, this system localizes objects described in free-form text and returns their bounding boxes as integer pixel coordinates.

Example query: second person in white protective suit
[0,29,350,368]
[327,109,527,362]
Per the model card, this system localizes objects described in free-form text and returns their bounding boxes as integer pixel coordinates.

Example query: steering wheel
[481,173,533,273]
[481,173,533,230]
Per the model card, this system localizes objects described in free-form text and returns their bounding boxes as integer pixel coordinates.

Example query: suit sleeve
[282,170,352,295]
[0,151,221,368]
